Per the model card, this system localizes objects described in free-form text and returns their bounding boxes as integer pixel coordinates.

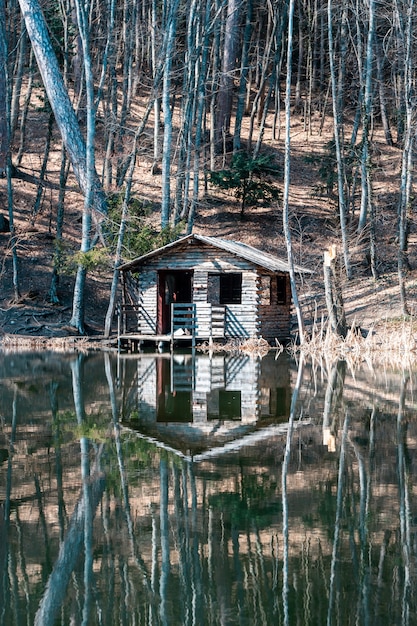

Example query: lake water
[0,349,416,625]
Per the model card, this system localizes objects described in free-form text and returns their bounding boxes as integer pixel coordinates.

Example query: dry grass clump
[0,334,95,354]
[292,317,417,369]
[199,336,272,357]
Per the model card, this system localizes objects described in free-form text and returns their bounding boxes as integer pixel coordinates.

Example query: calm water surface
[0,349,416,625]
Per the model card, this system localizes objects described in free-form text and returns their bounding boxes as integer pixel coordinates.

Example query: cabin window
[276,276,287,305]
[219,273,242,304]
[207,389,242,420]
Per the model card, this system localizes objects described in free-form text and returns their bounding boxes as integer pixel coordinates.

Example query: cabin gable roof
[119,233,312,274]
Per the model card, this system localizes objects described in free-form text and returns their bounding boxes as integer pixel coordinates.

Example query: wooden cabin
[117,233,310,349]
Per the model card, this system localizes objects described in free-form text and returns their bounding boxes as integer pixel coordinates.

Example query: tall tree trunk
[32,110,54,221]
[214,0,240,151]
[16,49,35,165]
[50,146,70,304]
[161,0,180,229]
[397,0,414,316]
[233,0,253,153]
[358,0,375,234]
[69,0,98,333]
[104,142,137,337]
[0,0,7,177]
[17,0,107,217]
[283,0,305,344]
[151,0,161,174]
[1,0,20,298]
[10,20,27,137]
[328,0,352,278]
[187,0,211,233]
[375,37,393,147]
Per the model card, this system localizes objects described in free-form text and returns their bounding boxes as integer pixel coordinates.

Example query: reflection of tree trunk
[350,409,374,625]
[173,464,189,622]
[104,354,152,593]
[34,474,52,575]
[159,459,170,626]
[282,355,304,625]
[15,509,31,617]
[322,360,346,450]
[189,462,202,622]
[327,410,349,625]
[34,473,105,626]
[50,381,66,542]
[0,389,18,614]
[150,504,159,623]
[397,374,411,622]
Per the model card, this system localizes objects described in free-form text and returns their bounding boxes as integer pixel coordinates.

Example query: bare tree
[283,0,306,344]
[17,0,106,216]
[214,0,241,152]
[328,0,352,279]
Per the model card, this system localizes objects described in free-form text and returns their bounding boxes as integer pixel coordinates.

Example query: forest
[0,0,415,336]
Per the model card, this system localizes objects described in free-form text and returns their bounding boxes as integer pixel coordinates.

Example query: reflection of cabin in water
[117,234,310,349]
[122,352,296,460]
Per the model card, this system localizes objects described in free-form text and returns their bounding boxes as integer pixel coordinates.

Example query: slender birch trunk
[328,0,352,278]
[161,0,180,228]
[282,0,305,344]
[17,0,106,216]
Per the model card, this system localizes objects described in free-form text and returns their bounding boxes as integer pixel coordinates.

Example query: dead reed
[291,317,417,369]
[0,334,97,354]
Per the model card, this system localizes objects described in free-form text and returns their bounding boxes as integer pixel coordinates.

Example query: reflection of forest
[0,353,416,624]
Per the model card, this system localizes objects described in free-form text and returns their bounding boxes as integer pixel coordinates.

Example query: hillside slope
[0,107,416,342]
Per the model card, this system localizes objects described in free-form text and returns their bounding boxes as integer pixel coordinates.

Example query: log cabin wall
[137,269,158,334]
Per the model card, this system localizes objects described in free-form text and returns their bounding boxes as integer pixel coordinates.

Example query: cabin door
[157,270,193,334]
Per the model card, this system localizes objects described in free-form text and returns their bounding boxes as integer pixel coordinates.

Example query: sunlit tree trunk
[104,143,137,337]
[69,0,98,333]
[161,0,180,228]
[214,0,240,151]
[16,49,35,165]
[32,110,54,221]
[17,0,106,216]
[328,0,352,279]
[375,37,393,147]
[282,0,305,344]
[358,0,375,237]
[209,0,221,169]
[187,0,212,232]
[151,0,161,174]
[233,0,253,153]
[0,0,8,177]
[10,19,27,137]
[50,148,70,304]
[1,2,20,298]
[397,0,414,316]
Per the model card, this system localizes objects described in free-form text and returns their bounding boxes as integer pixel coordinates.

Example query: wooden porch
[116,302,226,352]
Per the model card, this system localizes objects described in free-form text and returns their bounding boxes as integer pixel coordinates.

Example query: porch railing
[171,303,197,347]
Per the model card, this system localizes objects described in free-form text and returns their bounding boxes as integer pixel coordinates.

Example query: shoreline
[1,317,416,367]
